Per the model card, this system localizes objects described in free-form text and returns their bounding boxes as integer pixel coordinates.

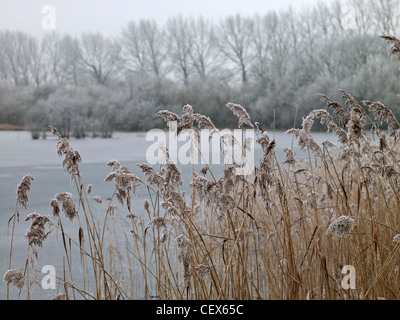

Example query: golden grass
[5,35,400,301]
[0,123,25,131]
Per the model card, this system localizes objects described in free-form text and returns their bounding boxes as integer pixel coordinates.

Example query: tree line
[0,0,399,138]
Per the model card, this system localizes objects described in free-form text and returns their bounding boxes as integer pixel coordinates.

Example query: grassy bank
[0,124,25,131]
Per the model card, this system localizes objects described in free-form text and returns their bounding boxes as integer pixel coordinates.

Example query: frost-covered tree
[122,19,167,78]
[166,16,193,86]
[218,15,254,84]
[1,0,400,134]
[187,17,218,81]
[77,33,123,85]
[42,33,79,86]
[0,31,32,86]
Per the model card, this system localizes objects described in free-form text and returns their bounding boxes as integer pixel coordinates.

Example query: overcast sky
[0,0,333,37]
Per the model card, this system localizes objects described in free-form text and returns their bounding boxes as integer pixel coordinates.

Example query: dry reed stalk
[7,36,400,300]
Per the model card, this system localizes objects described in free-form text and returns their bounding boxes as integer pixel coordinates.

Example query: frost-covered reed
[5,35,400,301]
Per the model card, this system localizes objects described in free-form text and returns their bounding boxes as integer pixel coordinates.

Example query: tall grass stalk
[5,35,400,300]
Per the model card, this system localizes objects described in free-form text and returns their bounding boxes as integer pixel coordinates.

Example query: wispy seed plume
[16,174,34,210]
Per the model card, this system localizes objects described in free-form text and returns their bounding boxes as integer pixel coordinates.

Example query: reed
[4,35,400,300]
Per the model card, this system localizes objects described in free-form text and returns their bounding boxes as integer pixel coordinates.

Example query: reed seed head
[326,216,355,238]
[226,102,253,128]
[24,212,52,248]
[3,269,25,291]
[16,174,34,210]
[55,192,77,221]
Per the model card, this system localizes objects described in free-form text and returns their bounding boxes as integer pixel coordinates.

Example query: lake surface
[0,130,336,299]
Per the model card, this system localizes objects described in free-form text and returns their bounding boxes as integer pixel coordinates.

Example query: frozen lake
[0,129,336,299]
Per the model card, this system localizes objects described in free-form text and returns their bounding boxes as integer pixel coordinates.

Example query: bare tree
[122,19,167,78]
[265,12,291,79]
[63,35,82,86]
[218,14,254,84]
[371,0,400,34]
[77,33,122,85]
[0,31,32,86]
[349,0,374,35]
[251,14,270,88]
[187,17,218,81]
[166,16,193,86]
[42,33,77,85]
[251,10,293,92]
[27,36,47,88]
[122,22,147,74]
[0,35,9,82]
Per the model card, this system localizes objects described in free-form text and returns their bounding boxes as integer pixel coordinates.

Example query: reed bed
[4,35,400,300]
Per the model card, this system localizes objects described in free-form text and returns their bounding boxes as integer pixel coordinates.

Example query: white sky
[0,0,333,37]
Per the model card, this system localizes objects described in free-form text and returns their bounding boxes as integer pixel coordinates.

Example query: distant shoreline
[0,124,25,131]
[0,124,331,134]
